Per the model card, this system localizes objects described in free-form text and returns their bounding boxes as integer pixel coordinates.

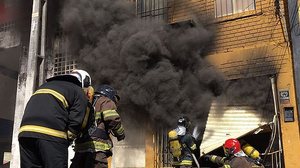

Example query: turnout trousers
[70,151,109,168]
[19,137,68,168]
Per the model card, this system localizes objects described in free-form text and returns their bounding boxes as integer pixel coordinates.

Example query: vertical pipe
[39,0,47,86]
[135,0,138,16]
[270,76,280,115]
[270,75,283,168]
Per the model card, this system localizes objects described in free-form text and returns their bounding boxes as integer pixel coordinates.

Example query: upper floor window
[136,0,168,20]
[215,0,256,17]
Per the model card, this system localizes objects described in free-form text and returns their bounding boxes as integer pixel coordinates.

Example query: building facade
[1,0,299,167]
[142,0,300,167]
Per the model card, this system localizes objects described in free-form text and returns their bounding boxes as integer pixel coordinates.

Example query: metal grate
[54,53,76,75]
[136,0,169,21]
[154,129,172,168]
[53,29,77,75]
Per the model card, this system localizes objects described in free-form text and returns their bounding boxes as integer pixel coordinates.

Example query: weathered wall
[0,46,20,165]
[0,22,20,48]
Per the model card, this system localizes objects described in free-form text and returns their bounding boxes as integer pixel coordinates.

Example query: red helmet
[223,138,241,156]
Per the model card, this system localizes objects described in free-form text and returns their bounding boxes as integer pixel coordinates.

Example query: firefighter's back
[19,80,86,143]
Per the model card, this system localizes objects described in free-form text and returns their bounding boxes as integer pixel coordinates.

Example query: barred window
[215,0,256,17]
[54,53,76,75]
[136,0,168,20]
[53,29,77,75]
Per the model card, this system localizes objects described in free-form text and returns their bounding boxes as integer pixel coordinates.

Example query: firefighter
[70,84,125,168]
[18,69,92,168]
[204,138,265,168]
[168,116,197,168]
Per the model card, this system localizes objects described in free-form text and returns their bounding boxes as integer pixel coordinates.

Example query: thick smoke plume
[220,76,274,116]
[60,0,224,129]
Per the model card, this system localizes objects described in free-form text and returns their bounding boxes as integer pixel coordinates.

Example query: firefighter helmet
[223,138,241,156]
[177,116,191,129]
[70,69,91,88]
[95,84,120,103]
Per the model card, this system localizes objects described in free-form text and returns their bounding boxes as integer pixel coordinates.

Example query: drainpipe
[270,75,280,116]
[39,0,47,86]
[268,75,283,168]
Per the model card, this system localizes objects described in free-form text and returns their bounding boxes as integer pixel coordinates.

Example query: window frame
[215,0,256,18]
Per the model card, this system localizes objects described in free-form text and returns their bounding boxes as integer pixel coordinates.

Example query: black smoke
[220,76,274,115]
[60,0,224,129]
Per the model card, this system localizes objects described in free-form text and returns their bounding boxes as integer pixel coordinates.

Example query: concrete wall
[0,22,20,49]
[0,46,20,165]
[111,125,146,168]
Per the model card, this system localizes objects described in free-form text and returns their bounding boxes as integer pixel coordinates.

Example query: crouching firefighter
[168,116,198,168]
[71,84,125,168]
[204,138,265,168]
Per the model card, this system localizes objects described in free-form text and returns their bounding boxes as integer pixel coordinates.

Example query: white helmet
[70,69,91,88]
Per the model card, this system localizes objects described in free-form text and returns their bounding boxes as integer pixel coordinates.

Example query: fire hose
[192,153,200,168]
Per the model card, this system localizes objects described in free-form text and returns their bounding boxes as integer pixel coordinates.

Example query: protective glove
[117,133,125,141]
[67,130,77,146]
[204,155,212,161]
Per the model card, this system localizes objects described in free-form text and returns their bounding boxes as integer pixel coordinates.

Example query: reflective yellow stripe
[96,110,119,120]
[190,143,196,150]
[179,160,193,165]
[81,106,90,129]
[74,140,112,151]
[33,89,69,108]
[103,109,119,118]
[95,111,102,120]
[224,164,231,168]
[19,125,67,139]
[211,155,217,162]
[116,126,124,134]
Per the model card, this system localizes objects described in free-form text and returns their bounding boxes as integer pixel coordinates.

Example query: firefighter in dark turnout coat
[205,138,264,168]
[70,84,125,168]
[19,69,92,168]
[168,116,197,168]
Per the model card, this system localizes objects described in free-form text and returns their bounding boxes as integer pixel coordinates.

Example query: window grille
[54,53,76,75]
[154,129,173,167]
[53,29,77,75]
[136,0,169,21]
[215,0,256,17]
